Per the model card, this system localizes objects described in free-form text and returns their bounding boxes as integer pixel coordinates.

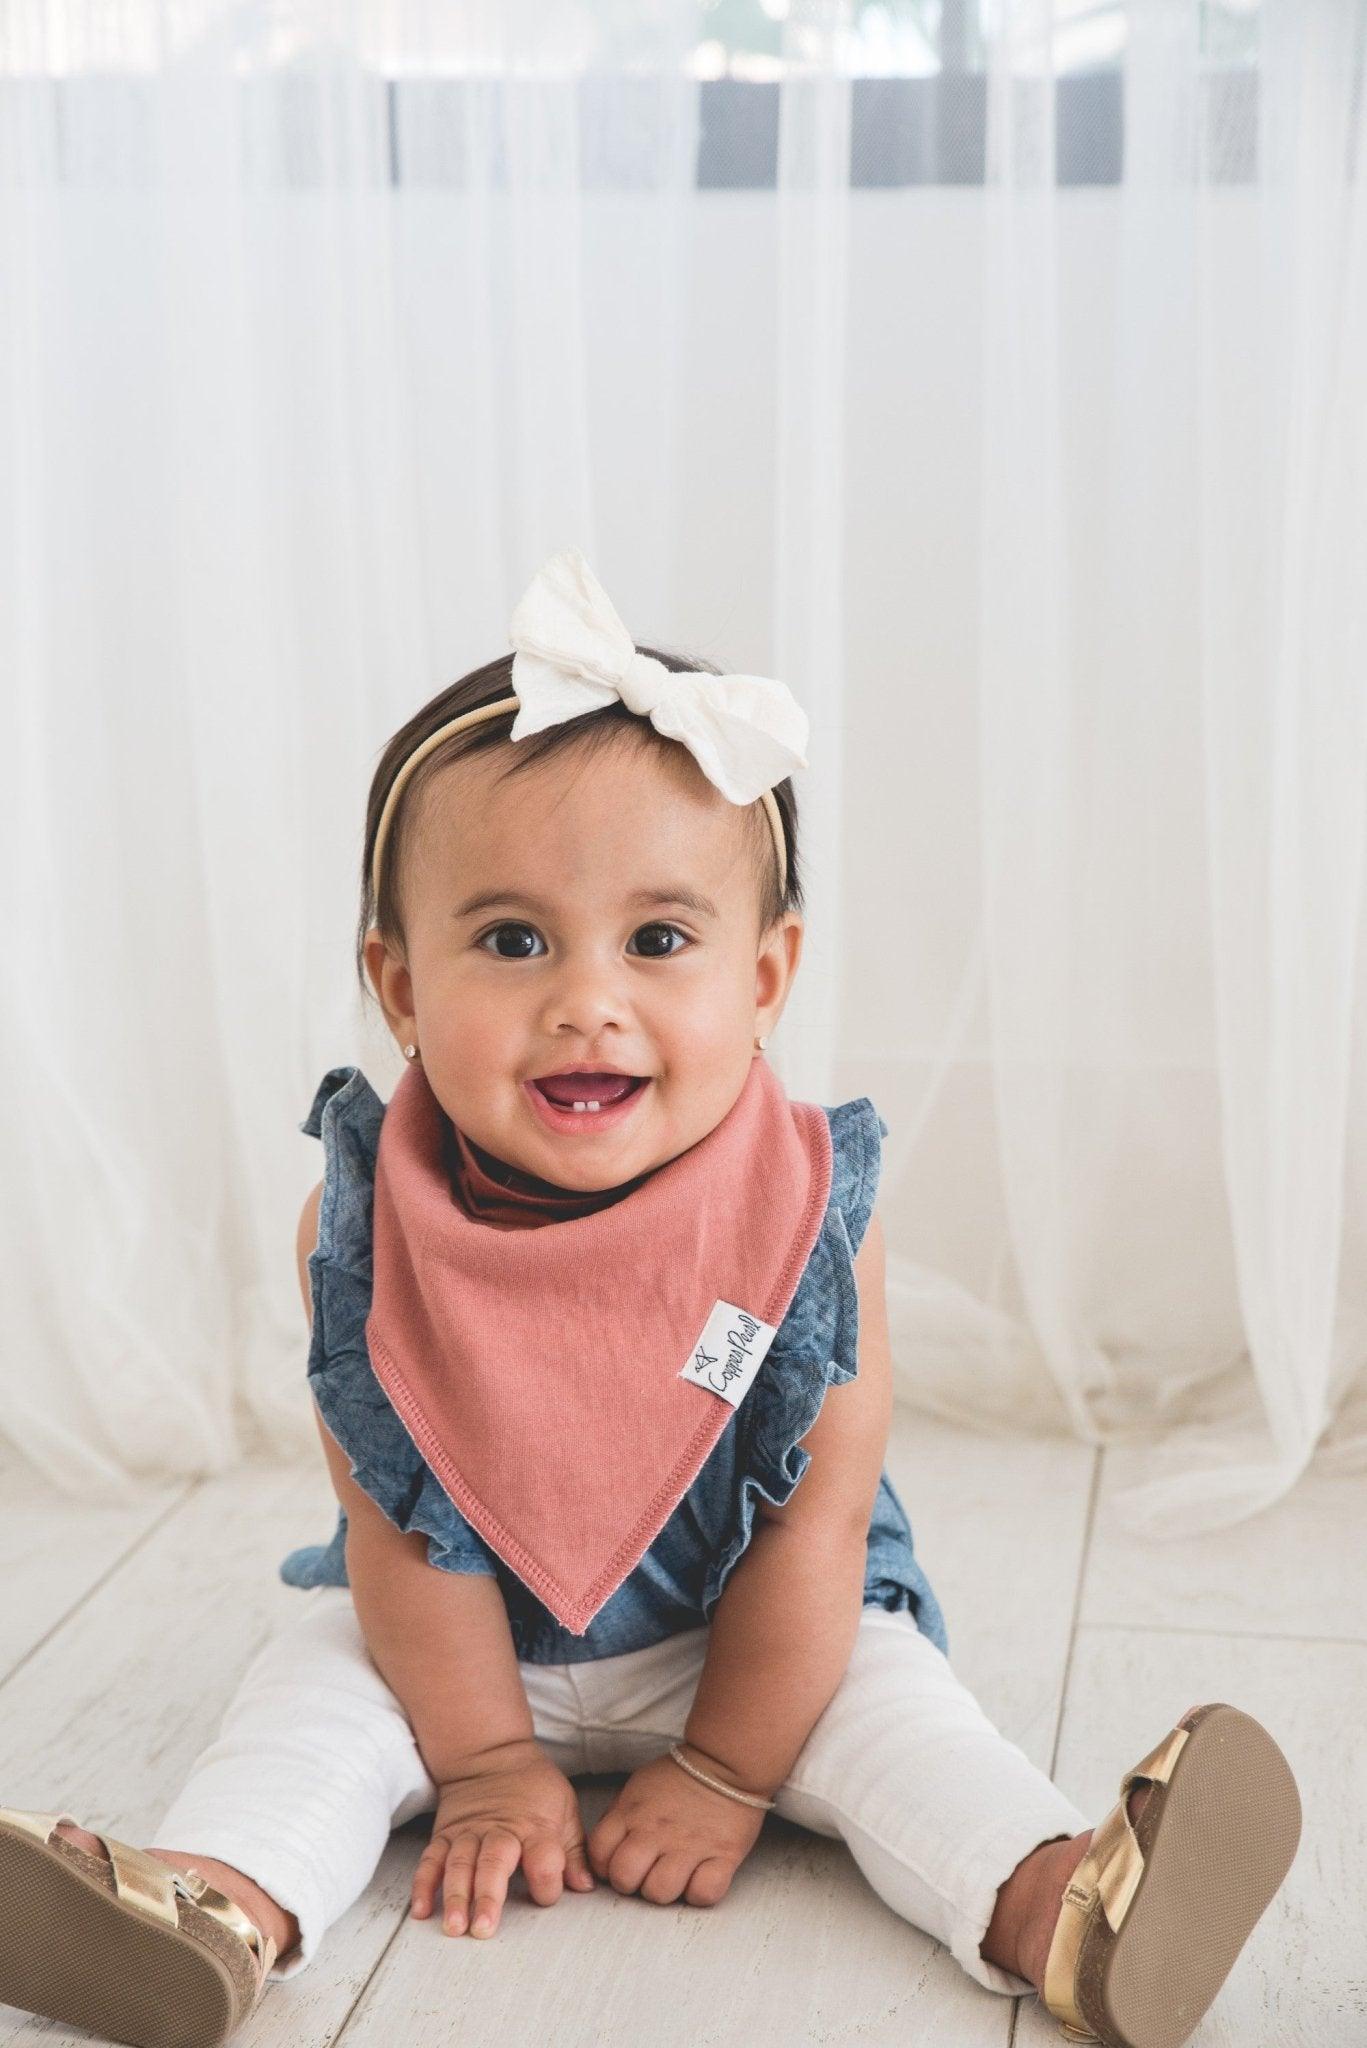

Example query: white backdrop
[2,0,1364,1535]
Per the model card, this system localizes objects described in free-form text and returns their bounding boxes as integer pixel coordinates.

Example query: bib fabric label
[679,1299,778,1409]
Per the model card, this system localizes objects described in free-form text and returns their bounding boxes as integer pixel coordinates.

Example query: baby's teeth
[571,1100,601,1113]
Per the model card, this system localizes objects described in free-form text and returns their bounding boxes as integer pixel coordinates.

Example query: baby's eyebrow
[452,885,720,921]
[624,886,720,920]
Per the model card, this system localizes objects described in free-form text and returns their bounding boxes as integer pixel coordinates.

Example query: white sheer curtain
[1,0,1364,1534]
[949,0,1367,1529]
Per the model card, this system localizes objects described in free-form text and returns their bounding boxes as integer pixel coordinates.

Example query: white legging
[151,1588,1088,1998]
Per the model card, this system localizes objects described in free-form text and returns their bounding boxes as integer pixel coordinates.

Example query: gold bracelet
[667,1742,775,1811]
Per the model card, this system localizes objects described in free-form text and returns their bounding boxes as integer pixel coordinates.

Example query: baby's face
[366,732,802,1189]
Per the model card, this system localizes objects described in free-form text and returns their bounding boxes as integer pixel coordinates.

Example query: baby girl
[0,550,1300,2048]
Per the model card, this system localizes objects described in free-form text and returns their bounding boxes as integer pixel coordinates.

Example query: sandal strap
[0,1807,86,1848]
[0,1806,181,1931]
[1041,1869,1098,2036]
[1096,1722,1190,1931]
[1121,1722,1190,1801]
[98,1836,183,1928]
[0,1807,275,1990]
[1040,1722,1191,2039]
[170,1866,278,1986]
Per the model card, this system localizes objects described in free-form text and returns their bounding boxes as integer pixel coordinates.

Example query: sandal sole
[0,1820,245,2048]
[1078,1702,1302,2048]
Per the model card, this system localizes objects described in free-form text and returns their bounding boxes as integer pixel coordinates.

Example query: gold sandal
[0,1805,276,2048]
[1041,1702,1301,2048]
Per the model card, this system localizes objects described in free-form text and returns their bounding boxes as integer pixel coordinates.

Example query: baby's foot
[53,1821,107,1860]
[1014,1699,1206,1991]
[1025,1701,1301,2046]
[1008,1779,1155,1992]
[0,1813,274,2042]
[53,1822,299,1965]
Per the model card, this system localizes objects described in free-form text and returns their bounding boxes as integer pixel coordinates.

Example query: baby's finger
[684,1856,735,1908]
[564,1839,597,1892]
[438,1829,482,1935]
[639,1850,696,1906]
[603,1827,661,1898]
[587,1809,627,1878]
[411,1836,454,1919]
[519,1830,570,1907]
[468,1826,524,1938]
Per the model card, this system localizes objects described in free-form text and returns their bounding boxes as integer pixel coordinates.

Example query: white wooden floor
[1,1411,1362,2047]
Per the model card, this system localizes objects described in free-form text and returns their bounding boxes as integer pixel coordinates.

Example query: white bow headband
[369,547,809,907]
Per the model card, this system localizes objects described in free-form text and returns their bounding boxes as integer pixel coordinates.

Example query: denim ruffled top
[281,1066,948,1665]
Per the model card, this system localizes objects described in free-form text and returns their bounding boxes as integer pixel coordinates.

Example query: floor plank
[1080,1439,1367,1643]
[0,1446,187,1680]
[884,1411,1098,1765]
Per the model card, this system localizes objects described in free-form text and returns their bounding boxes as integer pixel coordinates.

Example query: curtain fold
[1,0,1363,1534]
[774,5,851,1095]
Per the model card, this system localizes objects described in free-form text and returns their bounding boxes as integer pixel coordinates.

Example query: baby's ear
[776,910,805,964]
[361,926,391,1001]
[756,911,803,1026]
[363,928,416,1038]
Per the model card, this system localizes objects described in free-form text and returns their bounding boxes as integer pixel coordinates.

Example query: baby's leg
[771,1607,1091,1997]
[115,1586,441,1980]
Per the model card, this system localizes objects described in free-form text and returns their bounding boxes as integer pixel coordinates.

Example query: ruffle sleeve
[700,1097,889,1618]
[279,1065,500,1588]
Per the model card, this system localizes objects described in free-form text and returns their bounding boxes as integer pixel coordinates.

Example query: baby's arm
[311,1407,537,1779]
[680,1210,895,1798]
[296,1184,536,1784]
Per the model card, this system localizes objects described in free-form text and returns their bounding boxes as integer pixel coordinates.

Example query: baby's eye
[630,922,690,959]
[477,923,545,960]
[474,921,691,960]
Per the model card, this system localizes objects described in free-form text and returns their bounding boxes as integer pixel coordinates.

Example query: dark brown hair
[355,645,804,1000]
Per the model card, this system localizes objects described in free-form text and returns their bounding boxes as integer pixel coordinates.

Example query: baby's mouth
[530,1072,649,1113]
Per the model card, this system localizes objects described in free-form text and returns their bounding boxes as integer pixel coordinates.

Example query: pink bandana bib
[365,1056,833,1633]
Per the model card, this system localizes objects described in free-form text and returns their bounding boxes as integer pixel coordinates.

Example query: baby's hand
[411,1737,596,1939]
[587,1750,767,1907]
